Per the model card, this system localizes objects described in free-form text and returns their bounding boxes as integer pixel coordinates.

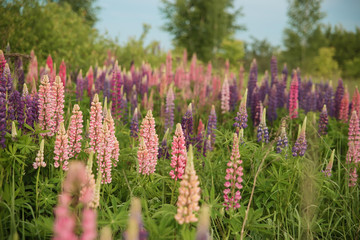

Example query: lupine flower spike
[234,89,248,131]
[221,77,230,114]
[130,108,139,139]
[54,122,70,170]
[318,105,329,135]
[289,71,299,119]
[170,124,187,180]
[339,90,349,122]
[276,120,288,153]
[165,86,175,132]
[292,117,307,157]
[346,111,360,187]
[52,76,65,134]
[323,149,335,177]
[89,94,103,154]
[67,104,83,158]
[174,145,201,224]
[223,133,243,210]
[139,110,159,174]
[181,103,194,148]
[138,137,149,174]
[257,108,269,143]
[207,105,217,150]
[158,128,170,159]
[38,75,55,137]
[33,139,46,169]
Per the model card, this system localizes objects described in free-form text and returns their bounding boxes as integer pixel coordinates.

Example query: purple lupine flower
[268,85,277,122]
[203,135,211,157]
[319,105,328,135]
[247,59,258,107]
[251,86,261,126]
[257,108,269,143]
[76,70,84,101]
[24,93,38,128]
[0,64,13,96]
[292,117,307,157]
[130,108,139,139]
[164,87,175,133]
[305,84,317,113]
[322,149,335,177]
[158,128,170,159]
[104,73,111,101]
[234,89,248,130]
[335,79,344,119]
[258,73,269,103]
[316,84,325,112]
[0,94,6,148]
[181,103,194,148]
[270,56,278,87]
[140,75,148,96]
[8,90,25,129]
[276,121,288,153]
[15,58,24,93]
[282,63,288,85]
[229,79,238,112]
[276,80,286,108]
[324,84,334,117]
[207,105,217,150]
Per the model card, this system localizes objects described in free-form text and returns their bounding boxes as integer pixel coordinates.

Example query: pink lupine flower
[52,76,65,134]
[349,167,358,187]
[139,110,159,174]
[346,111,360,187]
[46,55,53,76]
[68,104,83,158]
[89,94,103,154]
[33,139,46,169]
[289,71,299,119]
[97,122,113,184]
[339,91,349,122]
[138,137,149,174]
[223,133,243,210]
[26,50,38,84]
[170,124,187,180]
[175,145,201,224]
[38,75,55,137]
[221,78,230,114]
[105,109,119,166]
[54,122,70,170]
[59,60,66,87]
[347,111,360,148]
[53,161,97,240]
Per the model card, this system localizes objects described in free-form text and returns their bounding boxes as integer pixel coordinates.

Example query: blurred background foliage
[0,0,359,79]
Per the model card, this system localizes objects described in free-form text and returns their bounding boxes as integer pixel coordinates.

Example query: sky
[96,0,360,50]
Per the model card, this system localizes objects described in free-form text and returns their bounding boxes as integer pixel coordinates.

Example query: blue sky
[96,0,360,50]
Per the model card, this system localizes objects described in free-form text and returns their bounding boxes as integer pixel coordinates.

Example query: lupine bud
[234,89,248,130]
[319,105,329,135]
[33,139,46,169]
[175,145,201,224]
[257,108,269,143]
[223,133,243,210]
[170,124,187,180]
[11,121,17,139]
[292,117,307,157]
[323,149,335,177]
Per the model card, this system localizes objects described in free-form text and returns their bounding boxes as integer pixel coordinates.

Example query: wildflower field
[0,49,359,240]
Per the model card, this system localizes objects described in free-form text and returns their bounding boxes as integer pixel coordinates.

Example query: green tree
[160,0,245,62]
[312,47,340,79]
[283,0,325,70]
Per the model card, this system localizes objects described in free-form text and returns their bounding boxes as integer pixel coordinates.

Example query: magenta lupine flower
[67,104,83,159]
[335,79,344,119]
[104,109,119,167]
[207,105,217,149]
[234,89,248,130]
[170,124,187,180]
[38,75,55,137]
[181,103,194,148]
[54,123,70,170]
[59,60,66,87]
[139,110,159,174]
[164,87,175,133]
[323,149,335,177]
[319,105,329,135]
[33,139,46,169]
[257,108,269,143]
[289,71,299,119]
[223,133,243,210]
[89,94,103,154]
[292,117,307,157]
[221,78,230,114]
[130,108,139,139]
[52,76,65,134]
[0,50,7,78]
[339,91,349,122]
